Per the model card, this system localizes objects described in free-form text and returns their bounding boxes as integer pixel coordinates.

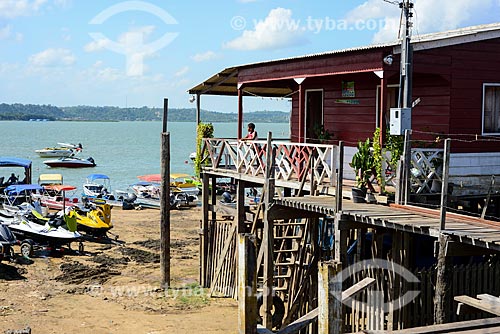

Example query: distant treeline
[0,103,290,123]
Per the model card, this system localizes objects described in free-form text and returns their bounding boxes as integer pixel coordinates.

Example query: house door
[305,90,324,142]
[377,85,399,129]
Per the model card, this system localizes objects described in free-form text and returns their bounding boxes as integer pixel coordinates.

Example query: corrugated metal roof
[189,22,500,96]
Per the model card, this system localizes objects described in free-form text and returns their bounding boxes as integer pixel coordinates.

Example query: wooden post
[262,132,275,330]
[333,213,347,264]
[196,93,201,125]
[160,132,171,288]
[200,173,210,287]
[379,76,388,147]
[439,139,451,230]
[238,88,243,139]
[318,260,343,334]
[237,180,246,234]
[238,233,257,334]
[336,141,344,213]
[163,98,168,133]
[434,233,452,324]
[402,129,412,205]
[211,176,217,223]
[298,84,305,143]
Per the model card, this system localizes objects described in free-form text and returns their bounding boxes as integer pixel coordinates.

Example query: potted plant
[312,124,333,144]
[349,138,375,203]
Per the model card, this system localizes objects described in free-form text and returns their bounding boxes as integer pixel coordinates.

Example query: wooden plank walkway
[273,195,500,252]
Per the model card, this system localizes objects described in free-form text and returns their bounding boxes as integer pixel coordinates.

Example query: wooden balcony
[200,138,340,190]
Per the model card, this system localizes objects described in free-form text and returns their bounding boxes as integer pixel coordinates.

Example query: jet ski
[0,209,82,257]
[0,223,16,263]
[71,199,113,237]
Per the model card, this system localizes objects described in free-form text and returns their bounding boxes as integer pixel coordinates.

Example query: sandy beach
[0,207,237,334]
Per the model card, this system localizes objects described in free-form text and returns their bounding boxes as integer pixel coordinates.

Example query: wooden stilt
[200,173,210,287]
[160,131,170,288]
[238,233,257,334]
[318,260,343,334]
[237,180,247,233]
[434,233,452,324]
[262,132,275,330]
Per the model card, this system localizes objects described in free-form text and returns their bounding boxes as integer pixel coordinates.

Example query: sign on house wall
[342,81,355,98]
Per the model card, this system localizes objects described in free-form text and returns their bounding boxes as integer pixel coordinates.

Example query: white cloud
[0,25,12,40]
[174,66,189,77]
[224,7,308,51]
[29,48,76,67]
[84,38,109,52]
[0,0,48,18]
[345,0,497,43]
[191,51,218,62]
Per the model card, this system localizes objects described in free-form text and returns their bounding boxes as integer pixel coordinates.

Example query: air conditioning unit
[390,108,412,135]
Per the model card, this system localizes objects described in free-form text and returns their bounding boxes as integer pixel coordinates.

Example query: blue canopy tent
[0,157,33,185]
[86,174,110,182]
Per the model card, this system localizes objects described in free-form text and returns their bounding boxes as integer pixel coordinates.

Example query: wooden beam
[238,88,243,139]
[238,234,258,334]
[439,139,451,230]
[362,317,500,333]
[277,308,319,334]
[160,131,170,288]
[454,295,500,316]
[268,205,322,220]
[446,241,498,257]
[262,132,275,330]
[237,180,247,233]
[318,260,343,334]
[342,277,376,301]
[336,142,344,213]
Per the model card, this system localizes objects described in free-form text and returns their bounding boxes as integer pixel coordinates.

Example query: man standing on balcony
[241,123,258,141]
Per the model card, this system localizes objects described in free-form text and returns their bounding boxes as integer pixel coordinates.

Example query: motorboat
[34,184,80,210]
[82,174,116,200]
[43,156,96,168]
[35,143,82,158]
[189,152,196,161]
[1,184,43,206]
[0,157,33,190]
[137,173,200,201]
[129,180,193,209]
[38,173,63,186]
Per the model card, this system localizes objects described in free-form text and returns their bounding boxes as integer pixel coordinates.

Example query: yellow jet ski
[72,199,113,237]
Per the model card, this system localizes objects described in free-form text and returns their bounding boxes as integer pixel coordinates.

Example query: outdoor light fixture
[383,55,394,66]
[189,95,196,103]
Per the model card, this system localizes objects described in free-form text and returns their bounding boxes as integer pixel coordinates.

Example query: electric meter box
[389,108,412,135]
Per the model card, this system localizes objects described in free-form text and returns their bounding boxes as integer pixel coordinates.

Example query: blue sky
[1,0,499,113]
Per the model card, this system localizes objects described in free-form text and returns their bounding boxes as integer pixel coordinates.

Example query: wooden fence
[344,258,500,332]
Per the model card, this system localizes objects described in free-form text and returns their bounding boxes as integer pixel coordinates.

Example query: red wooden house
[189,23,500,194]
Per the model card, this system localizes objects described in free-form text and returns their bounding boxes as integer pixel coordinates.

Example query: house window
[483,84,500,134]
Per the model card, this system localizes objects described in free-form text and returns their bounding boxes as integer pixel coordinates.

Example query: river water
[0,121,289,191]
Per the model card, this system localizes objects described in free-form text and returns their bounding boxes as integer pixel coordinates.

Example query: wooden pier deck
[274,195,500,252]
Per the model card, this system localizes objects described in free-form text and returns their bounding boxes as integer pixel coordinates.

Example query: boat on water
[137,173,201,201]
[43,156,96,168]
[35,143,82,158]
[35,184,80,210]
[38,173,63,186]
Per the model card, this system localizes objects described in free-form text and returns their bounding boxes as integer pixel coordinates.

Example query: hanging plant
[372,128,384,191]
[194,122,214,177]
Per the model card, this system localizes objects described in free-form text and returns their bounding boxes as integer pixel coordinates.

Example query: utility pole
[398,0,414,109]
